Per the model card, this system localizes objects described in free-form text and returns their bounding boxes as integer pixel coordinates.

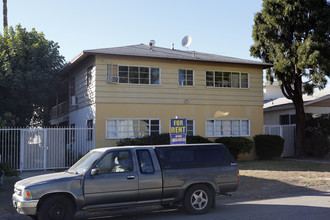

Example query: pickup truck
[13,143,239,220]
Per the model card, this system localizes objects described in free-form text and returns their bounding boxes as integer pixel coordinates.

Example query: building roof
[264,87,330,112]
[61,44,272,74]
[84,44,272,67]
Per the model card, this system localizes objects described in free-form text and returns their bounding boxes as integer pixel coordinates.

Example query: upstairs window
[87,65,93,86]
[179,69,193,86]
[241,73,249,88]
[206,71,249,88]
[107,64,160,85]
[69,77,75,96]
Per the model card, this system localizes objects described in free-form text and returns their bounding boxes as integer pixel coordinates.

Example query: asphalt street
[3,190,328,220]
[73,191,330,220]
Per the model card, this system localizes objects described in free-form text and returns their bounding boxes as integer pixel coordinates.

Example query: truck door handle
[126,175,135,180]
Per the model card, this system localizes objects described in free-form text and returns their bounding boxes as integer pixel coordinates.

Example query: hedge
[117,133,212,146]
[253,134,284,160]
[214,137,254,160]
[0,163,18,177]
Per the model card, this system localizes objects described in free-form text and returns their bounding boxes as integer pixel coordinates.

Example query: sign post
[170,118,187,144]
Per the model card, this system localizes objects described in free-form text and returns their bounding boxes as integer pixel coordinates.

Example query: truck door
[84,150,138,207]
[136,149,162,203]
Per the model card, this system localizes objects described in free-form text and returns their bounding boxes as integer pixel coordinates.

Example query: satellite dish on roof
[181,35,192,48]
[149,40,156,50]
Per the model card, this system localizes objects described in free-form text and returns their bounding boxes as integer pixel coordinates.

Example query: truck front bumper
[12,193,39,215]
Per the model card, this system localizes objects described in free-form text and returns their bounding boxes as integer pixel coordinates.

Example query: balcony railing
[50,101,69,119]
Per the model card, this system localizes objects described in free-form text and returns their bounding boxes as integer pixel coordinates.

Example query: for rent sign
[170,118,187,144]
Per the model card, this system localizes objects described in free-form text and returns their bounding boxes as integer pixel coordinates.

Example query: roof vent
[149,40,156,50]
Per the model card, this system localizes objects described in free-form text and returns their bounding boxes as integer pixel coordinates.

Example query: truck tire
[183,184,213,215]
[37,195,75,220]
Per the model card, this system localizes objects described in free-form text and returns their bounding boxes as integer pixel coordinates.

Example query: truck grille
[14,187,22,196]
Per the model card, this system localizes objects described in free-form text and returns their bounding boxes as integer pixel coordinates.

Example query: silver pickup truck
[13,143,239,220]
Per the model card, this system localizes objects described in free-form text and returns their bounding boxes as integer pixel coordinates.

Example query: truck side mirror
[90,168,99,176]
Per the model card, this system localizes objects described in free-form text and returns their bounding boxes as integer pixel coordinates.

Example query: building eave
[59,44,273,76]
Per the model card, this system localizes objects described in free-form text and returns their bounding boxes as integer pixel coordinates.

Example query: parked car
[13,143,239,220]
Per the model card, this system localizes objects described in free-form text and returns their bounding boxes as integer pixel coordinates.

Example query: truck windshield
[68,151,103,174]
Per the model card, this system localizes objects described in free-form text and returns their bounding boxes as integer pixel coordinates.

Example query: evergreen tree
[250,0,330,157]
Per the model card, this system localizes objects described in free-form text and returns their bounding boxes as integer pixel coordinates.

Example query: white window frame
[87,119,93,141]
[206,71,249,88]
[108,64,161,85]
[240,73,249,88]
[205,119,250,137]
[178,69,194,86]
[186,119,195,136]
[106,118,161,139]
[86,65,94,87]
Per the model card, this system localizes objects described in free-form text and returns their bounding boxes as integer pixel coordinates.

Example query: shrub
[0,162,18,177]
[117,134,212,146]
[117,133,171,146]
[187,135,212,144]
[254,134,284,160]
[308,134,330,157]
[304,114,330,157]
[214,137,254,159]
[305,113,330,137]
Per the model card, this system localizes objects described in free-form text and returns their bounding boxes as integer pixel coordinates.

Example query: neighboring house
[263,81,283,101]
[264,85,330,125]
[50,43,271,158]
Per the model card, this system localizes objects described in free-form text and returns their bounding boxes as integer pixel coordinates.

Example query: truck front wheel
[37,195,75,220]
[183,184,213,214]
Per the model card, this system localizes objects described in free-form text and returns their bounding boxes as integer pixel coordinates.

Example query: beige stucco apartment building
[50,44,271,157]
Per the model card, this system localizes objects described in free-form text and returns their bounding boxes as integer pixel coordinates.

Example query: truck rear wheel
[37,195,74,220]
[183,184,213,214]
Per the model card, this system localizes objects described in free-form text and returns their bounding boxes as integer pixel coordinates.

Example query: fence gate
[0,127,95,171]
[20,129,46,170]
[264,125,296,157]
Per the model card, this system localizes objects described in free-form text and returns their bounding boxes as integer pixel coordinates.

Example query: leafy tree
[0,112,19,127]
[250,0,330,157]
[0,25,65,126]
